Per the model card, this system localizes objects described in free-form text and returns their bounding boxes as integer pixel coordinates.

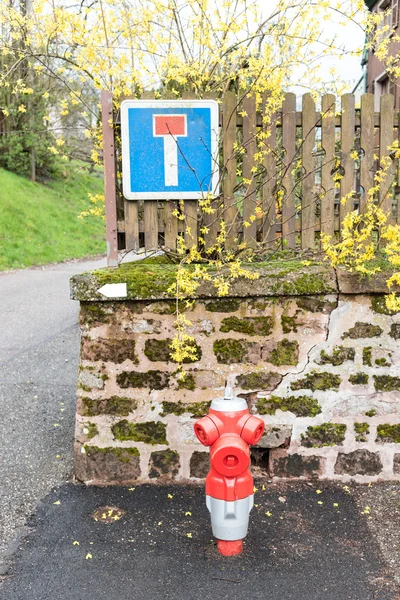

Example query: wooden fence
[101,90,400,266]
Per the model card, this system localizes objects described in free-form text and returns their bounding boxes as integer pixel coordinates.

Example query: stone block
[190,451,210,478]
[301,423,346,447]
[394,454,400,474]
[144,338,201,363]
[124,318,161,334]
[194,370,225,389]
[236,371,282,391]
[291,371,341,392]
[80,396,137,417]
[81,337,138,364]
[256,425,292,448]
[213,339,260,364]
[269,450,325,478]
[334,450,383,476]
[79,369,105,390]
[390,323,400,340]
[219,316,274,336]
[186,319,215,336]
[149,449,180,479]
[256,395,321,417]
[111,420,168,444]
[75,445,140,483]
[116,370,170,390]
[342,322,383,339]
[266,339,299,366]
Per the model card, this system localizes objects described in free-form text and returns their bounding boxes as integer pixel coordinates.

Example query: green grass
[0,164,106,270]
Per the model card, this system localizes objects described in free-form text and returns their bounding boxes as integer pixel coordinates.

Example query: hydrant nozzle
[194,386,264,556]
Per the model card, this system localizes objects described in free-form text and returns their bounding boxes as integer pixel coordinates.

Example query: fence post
[101,90,118,266]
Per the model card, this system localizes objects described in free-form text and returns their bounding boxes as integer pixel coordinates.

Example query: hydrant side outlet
[194,389,265,547]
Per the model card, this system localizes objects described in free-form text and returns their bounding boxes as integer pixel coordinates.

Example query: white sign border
[120,99,219,200]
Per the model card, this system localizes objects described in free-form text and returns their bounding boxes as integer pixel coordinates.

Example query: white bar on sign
[163,135,178,186]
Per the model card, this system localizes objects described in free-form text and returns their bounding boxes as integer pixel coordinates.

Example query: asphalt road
[1,482,398,600]
[0,256,106,571]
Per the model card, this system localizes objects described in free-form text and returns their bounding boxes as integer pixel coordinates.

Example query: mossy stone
[213,339,254,364]
[144,339,172,362]
[271,454,324,478]
[343,322,383,339]
[81,338,139,364]
[81,396,137,417]
[236,371,282,391]
[117,370,170,390]
[149,449,180,478]
[363,347,372,366]
[301,423,346,447]
[111,420,168,445]
[83,422,99,439]
[92,262,178,299]
[80,303,112,326]
[376,424,400,443]
[160,400,211,418]
[334,450,382,476]
[354,422,369,442]
[281,315,301,333]
[389,324,400,340]
[371,295,400,315]
[144,338,201,363]
[318,346,355,366]
[296,297,337,313]
[373,375,400,392]
[84,445,140,463]
[190,451,210,478]
[205,298,241,312]
[365,408,376,417]
[256,394,321,417]
[375,357,390,366]
[280,273,328,295]
[349,373,369,386]
[291,371,341,392]
[268,339,299,366]
[177,373,196,391]
[220,316,273,336]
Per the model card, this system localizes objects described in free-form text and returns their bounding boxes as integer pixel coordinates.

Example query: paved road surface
[0,482,398,600]
[0,257,106,570]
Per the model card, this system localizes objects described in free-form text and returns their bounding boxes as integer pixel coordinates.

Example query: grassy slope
[0,165,106,270]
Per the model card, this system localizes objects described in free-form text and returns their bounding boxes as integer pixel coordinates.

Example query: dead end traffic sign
[120,99,219,200]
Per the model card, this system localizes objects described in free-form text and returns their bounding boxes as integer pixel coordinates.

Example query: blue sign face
[121,100,219,200]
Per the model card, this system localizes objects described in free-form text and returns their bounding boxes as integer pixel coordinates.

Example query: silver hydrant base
[206,494,254,540]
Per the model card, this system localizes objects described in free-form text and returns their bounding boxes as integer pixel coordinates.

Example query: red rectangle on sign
[154,115,186,136]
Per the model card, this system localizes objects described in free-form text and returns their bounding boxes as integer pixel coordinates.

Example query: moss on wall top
[70,257,338,301]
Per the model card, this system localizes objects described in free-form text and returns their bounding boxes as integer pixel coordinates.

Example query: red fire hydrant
[194,387,264,556]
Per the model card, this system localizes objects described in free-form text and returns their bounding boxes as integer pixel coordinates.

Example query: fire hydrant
[194,387,264,556]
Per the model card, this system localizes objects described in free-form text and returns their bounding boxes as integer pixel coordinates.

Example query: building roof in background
[364,0,378,9]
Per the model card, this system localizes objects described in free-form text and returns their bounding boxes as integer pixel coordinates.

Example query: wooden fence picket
[320,94,336,239]
[223,90,238,248]
[281,93,297,248]
[340,93,356,229]
[379,94,395,223]
[359,93,375,214]
[301,93,316,249]
[242,93,258,247]
[262,93,276,246]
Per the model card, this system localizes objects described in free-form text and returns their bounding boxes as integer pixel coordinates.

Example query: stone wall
[71,261,400,483]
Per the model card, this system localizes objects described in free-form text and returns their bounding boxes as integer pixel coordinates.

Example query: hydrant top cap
[210,396,248,413]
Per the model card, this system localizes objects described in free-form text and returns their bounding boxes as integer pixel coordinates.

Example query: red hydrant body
[194,388,264,555]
